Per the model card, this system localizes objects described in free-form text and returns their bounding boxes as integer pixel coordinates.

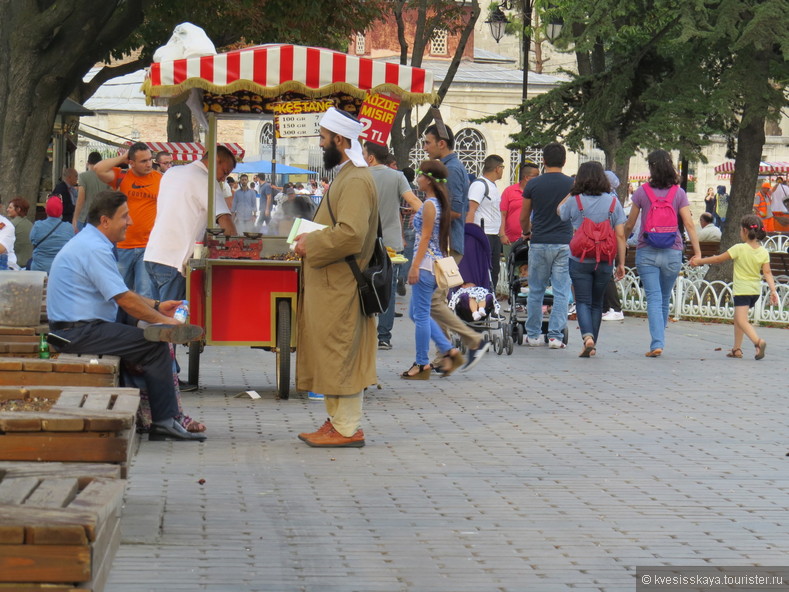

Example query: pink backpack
[642,185,679,248]
[569,195,618,267]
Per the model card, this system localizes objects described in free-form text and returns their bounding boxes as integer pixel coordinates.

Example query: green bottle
[38,334,50,359]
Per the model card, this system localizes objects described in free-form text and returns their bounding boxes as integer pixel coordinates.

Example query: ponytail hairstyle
[417,160,451,254]
[740,214,767,241]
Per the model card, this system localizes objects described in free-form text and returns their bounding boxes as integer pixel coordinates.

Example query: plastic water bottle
[173,300,189,324]
[38,334,50,359]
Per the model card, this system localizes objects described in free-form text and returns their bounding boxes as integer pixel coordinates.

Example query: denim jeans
[409,269,452,365]
[377,267,398,342]
[525,243,571,340]
[117,247,154,299]
[145,261,187,303]
[569,259,613,343]
[636,247,683,351]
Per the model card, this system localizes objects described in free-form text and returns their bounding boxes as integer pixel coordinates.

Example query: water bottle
[38,333,50,359]
[173,300,189,324]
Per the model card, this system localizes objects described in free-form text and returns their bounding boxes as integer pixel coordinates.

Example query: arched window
[260,122,274,148]
[454,128,487,178]
[509,148,543,184]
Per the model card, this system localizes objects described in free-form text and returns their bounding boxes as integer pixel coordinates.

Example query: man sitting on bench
[47,190,205,442]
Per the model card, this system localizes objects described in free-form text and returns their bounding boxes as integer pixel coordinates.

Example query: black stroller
[505,238,569,346]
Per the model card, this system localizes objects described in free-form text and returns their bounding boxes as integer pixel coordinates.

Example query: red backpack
[569,195,618,267]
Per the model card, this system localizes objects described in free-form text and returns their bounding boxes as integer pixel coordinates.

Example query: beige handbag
[434,256,463,291]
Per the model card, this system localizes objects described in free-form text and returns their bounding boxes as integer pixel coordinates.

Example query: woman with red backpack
[558,162,627,357]
[624,150,701,357]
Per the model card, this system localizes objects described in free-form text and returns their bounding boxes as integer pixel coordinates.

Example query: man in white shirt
[696,212,722,242]
[466,154,507,288]
[771,177,789,214]
[144,146,237,305]
[0,211,17,269]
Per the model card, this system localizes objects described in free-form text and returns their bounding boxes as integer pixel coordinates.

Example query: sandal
[726,348,743,358]
[645,348,663,358]
[401,363,431,380]
[579,337,595,358]
[755,339,767,360]
[438,350,465,377]
[176,414,207,433]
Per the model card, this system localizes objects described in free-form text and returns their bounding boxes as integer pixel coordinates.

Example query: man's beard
[322,144,343,170]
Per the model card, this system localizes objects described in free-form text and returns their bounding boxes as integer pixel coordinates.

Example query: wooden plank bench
[0,463,125,592]
[0,387,140,477]
[769,251,789,282]
[0,326,43,358]
[0,354,120,388]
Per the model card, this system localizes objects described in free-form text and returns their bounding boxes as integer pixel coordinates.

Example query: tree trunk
[0,1,142,204]
[705,49,771,282]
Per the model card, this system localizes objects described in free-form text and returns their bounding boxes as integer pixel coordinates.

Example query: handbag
[434,256,463,291]
[325,192,393,317]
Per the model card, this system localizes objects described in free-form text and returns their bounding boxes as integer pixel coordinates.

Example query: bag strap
[470,178,490,201]
[574,195,584,215]
[325,187,383,285]
[32,220,64,248]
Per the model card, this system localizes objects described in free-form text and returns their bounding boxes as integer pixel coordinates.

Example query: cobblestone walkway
[107,303,789,591]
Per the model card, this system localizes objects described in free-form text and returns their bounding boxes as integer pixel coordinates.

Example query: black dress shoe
[394,312,403,318]
[149,418,207,441]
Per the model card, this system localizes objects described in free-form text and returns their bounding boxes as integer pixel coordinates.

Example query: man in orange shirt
[94,143,162,298]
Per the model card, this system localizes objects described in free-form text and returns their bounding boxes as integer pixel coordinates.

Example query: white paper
[287,217,328,248]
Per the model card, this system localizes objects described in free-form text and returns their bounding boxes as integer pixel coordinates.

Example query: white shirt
[0,215,18,269]
[468,177,501,235]
[771,183,789,214]
[144,161,230,274]
[697,223,722,242]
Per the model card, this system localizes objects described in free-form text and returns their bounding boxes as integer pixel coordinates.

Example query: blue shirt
[232,188,257,218]
[413,197,443,270]
[441,152,470,255]
[29,217,75,273]
[47,224,129,322]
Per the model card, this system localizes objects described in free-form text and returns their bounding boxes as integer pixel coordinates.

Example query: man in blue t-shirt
[520,143,574,349]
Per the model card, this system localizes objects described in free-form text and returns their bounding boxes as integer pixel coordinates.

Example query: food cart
[143,43,436,398]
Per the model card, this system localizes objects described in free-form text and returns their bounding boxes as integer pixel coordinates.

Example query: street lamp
[545,15,563,43]
[486,7,509,44]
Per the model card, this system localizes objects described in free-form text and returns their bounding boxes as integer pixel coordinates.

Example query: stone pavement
[107,299,789,592]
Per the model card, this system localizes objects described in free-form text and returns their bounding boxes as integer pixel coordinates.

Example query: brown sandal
[579,337,595,358]
[755,340,766,360]
[726,348,743,358]
[401,363,431,380]
[438,351,465,377]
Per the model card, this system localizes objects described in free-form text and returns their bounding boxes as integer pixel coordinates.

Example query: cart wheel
[494,334,504,355]
[187,340,202,386]
[514,324,524,345]
[562,326,569,345]
[276,300,291,400]
[505,335,514,355]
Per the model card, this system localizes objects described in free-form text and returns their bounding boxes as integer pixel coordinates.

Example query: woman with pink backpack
[624,150,701,357]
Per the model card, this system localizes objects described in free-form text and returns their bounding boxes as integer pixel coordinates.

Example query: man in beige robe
[293,108,378,447]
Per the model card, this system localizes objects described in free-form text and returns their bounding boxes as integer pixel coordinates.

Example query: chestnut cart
[143,43,436,398]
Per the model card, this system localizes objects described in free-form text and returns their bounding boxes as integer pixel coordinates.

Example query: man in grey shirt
[363,141,420,349]
[73,152,110,232]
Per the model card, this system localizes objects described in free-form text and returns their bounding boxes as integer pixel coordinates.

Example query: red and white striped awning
[123,141,245,162]
[713,160,788,175]
[143,44,437,107]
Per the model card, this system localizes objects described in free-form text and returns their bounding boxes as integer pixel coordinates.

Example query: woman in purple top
[624,150,700,357]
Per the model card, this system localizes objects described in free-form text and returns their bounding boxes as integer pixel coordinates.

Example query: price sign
[358,93,401,146]
[275,113,323,138]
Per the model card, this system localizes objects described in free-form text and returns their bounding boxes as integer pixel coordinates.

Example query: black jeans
[50,321,178,422]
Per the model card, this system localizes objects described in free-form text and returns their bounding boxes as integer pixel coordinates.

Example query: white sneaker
[567,303,576,316]
[548,338,566,349]
[602,310,624,321]
[527,336,544,347]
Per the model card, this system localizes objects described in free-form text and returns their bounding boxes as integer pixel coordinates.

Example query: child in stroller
[447,223,512,355]
[506,238,569,346]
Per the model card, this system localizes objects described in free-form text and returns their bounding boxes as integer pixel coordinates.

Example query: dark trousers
[603,277,621,312]
[51,321,178,422]
[486,234,502,289]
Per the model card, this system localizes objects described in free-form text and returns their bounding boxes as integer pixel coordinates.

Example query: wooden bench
[624,241,721,270]
[0,387,140,477]
[0,462,124,592]
[769,251,789,282]
[0,354,120,387]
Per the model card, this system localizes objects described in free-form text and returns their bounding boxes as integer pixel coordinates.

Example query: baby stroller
[505,238,569,346]
[448,223,513,356]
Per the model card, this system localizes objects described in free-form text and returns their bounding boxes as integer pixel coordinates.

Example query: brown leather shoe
[301,426,365,448]
[298,418,332,442]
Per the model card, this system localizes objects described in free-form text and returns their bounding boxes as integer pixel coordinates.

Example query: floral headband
[416,169,447,183]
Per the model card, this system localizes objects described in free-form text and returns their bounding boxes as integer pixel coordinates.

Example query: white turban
[319,107,367,168]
